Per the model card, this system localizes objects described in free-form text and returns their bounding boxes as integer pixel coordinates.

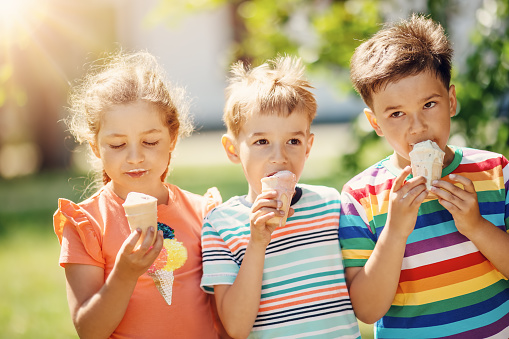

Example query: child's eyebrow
[383,93,443,113]
[104,129,163,138]
[141,129,164,135]
[289,131,307,137]
[250,131,307,137]
[420,93,442,102]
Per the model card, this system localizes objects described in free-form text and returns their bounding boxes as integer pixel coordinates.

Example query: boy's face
[365,71,457,170]
[222,111,314,203]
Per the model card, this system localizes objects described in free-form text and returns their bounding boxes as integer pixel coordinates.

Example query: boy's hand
[249,190,283,248]
[386,166,428,239]
[431,174,483,236]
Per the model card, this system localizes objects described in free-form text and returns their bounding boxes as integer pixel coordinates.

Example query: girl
[53,51,223,338]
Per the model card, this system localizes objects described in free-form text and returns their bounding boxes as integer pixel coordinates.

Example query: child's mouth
[126,169,148,178]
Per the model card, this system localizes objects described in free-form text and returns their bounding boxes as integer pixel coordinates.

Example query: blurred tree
[451,0,509,153]
[0,0,117,178]
[150,0,381,87]
[153,0,509,178]
[342,0,509,176]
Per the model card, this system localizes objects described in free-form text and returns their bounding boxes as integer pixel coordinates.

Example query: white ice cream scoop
[123,192,158,247]
[409,140,445,190]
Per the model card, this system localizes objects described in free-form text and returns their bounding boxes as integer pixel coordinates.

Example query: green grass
[0,166,373,338]
[0,230,76,338]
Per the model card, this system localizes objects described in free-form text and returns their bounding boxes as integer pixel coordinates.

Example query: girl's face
[91,100,176,202]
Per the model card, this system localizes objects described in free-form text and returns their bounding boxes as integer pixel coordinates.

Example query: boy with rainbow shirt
[201,56,360,338]
[339,14,509,338]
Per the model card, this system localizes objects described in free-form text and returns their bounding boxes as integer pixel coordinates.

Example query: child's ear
[305,133,314,159]
[169,135,178,153]
[89,141,101,159]
[448,84,457,117]
[221,134,240,164]
[364,108,384,136]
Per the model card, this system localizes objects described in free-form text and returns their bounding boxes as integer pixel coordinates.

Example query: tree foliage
[151,0,381,78]
[451,0,509,154]
[154,0,509,177]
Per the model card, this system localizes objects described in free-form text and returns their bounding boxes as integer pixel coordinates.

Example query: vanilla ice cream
[409,140,445,190]
[123,192,158,247]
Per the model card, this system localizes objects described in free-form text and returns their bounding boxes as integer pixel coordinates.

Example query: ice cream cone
[148,270,174,305]
[147,237,188,305]
[261,170,297,227]
[409,140,445,192]
[123,192,158,247]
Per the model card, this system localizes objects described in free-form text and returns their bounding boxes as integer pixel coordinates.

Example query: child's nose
[270,144,288,163]
[409,114,427,134]
[127,145,144,163]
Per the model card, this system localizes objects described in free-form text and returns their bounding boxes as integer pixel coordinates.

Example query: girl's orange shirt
[54,182,222,339]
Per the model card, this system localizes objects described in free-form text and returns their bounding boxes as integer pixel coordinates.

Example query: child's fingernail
[277,201,282,208]
[449,174,456,179]
[432,180,438,185]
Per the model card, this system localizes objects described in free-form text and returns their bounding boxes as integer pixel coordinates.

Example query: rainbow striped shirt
[201,184,360,338]
[339,146,509,338]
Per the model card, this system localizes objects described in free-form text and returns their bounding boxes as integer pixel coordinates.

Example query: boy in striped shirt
[201,56,360,339]
[339,14,509,338]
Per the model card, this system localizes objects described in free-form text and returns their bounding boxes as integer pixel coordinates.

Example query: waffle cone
[148,270,174,305]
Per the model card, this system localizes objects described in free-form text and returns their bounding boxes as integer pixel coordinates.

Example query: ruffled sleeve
[53,198,105,267]
[202,187,222,216]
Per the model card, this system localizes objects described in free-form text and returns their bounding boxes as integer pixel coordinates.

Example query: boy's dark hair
[350,14,453,109]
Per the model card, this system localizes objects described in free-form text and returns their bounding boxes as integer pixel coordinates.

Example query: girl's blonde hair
[66,50,193,185]
[223,55,317,138]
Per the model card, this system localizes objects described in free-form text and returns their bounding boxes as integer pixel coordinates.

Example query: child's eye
[424,101,436,109]
[144,141,160,146]
[390,111,404,118]
[254,139,268,145]
[288,138,301,145]
[109,144,125,149]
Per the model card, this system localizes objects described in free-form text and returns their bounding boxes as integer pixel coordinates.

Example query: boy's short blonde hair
[223,55,317,137]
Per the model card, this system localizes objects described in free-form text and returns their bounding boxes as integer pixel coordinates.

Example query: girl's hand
[386,166,428,239]
[431,174,483,237]
[249,190,283,248]
[114,227,164,281]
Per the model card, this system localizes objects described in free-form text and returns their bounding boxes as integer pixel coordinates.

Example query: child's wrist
[381,224,411,244]
[247,239,268,253]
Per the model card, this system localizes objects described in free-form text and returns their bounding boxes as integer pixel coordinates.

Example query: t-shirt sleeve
[202,187,222,217]
[503,155,509,232]
[53,198,105,268]
[338,184,377,268]
[200,215,239,294]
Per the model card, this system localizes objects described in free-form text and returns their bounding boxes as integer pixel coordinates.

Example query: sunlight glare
[0,0,35,32]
